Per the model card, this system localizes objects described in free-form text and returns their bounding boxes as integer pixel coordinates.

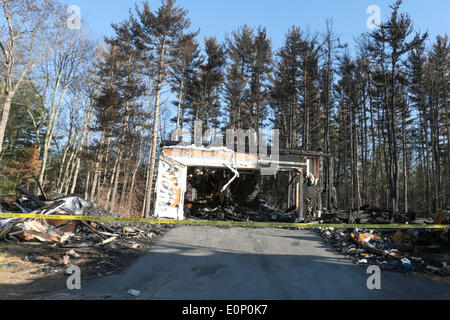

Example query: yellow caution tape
[1,212,449,229]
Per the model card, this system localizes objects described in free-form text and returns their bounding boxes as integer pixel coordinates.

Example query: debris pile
[320,208,418,224]
[0,187,172,247]
[187,199,296,223]
[318,226,450,277]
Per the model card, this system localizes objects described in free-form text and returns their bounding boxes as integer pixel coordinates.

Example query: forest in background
[0,0,448,218]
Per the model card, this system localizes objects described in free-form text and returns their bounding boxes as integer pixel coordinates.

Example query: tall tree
[247,27,272,133]
[299,32,321,150]
[319,20,344,209]
[38,27,94,186]
[169,31,201,131]
[368,0,427,217]
[270,27,303,149]
[224,25,254,129]
[184,37,225,131]
[131,0,190,217]
[428,35,449,209]
[0,0,61,152]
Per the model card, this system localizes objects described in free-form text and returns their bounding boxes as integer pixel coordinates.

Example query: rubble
[155,143,334,221]
[186,195,297,223]
[317,223,450,278]
[0,186,177,299]
[0,187,173,247]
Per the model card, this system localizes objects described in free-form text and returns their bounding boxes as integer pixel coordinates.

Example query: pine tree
[224,25,255,130]
[170,31,202,131]
[270,27,303,149]
[299,32,321,150]
[368,0,427,216]
[427,35,449,210]
[247,27,272,132]
[184,37,225,131]
[131,0,190,217]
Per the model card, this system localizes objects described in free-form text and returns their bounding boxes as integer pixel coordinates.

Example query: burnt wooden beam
[18,186,46,207]
[34,177,48,201]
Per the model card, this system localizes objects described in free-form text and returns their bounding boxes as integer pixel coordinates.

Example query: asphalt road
[45,226,450,300]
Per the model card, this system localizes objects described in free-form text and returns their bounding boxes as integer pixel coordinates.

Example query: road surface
[45,226,450,300]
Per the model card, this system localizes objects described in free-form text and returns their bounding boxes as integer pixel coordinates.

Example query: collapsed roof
[155,143,335,221]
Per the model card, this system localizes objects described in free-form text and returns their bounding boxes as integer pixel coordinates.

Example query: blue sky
[61,0,449,50]
[58,0,449,133]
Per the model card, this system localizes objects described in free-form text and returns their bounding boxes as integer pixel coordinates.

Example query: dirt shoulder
[0,223,175,300]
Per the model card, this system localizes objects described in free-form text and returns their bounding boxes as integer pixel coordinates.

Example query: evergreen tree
[224,25,255,129]
[270,27,303,149]
[170,31,202,131]
[131,0,190,217]
[368,0,427,216]
[184,37,225,131]
[247,27,272,132]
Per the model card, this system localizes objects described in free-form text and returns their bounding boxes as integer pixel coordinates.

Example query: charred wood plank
[80,220,108,239]
[18,186,46,207]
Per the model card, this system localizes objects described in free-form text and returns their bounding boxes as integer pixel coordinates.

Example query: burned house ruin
[154,141,336,222]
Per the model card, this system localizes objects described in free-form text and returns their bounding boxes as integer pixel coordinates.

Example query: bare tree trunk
[444,88,449,206]
[105,155,119,210]
[0,95,12,152]
[59,147,76,193]
[109,150,123,212]
[120,164,130,209]
[142,147,152,217]
[342,119,349,209]
[63,157,75,195]
[59,106,92,194]
[429,87,440,211]
[83,115,93,199]
[368,75,378,207]
[70,112,92,195]
[175,74,185,131]
[90,131,105,201]
[361,95,368,206]
[100,138,112,193]
[70,156,81,195]
[347,105,353,209]
[401,111,408,213]
[354,120,361,213]
[84,170,91,200]
[129,146,143,211]
[144,38,167,218]
[390,61,400,216]
[302,70,309,150]
[128,118,148,212]
[56,134,73,191]
[39,78,70,186]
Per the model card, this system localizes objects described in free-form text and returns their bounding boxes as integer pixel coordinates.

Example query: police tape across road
[1,212,449,230]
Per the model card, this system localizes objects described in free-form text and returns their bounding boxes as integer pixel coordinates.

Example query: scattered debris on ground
[186,189,450,283]
[0,186,174,299]
[316,221,450,283]
[187,199,296,223]
[0,186,173,246]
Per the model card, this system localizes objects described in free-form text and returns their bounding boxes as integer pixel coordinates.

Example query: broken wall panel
[154,157,187,220]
